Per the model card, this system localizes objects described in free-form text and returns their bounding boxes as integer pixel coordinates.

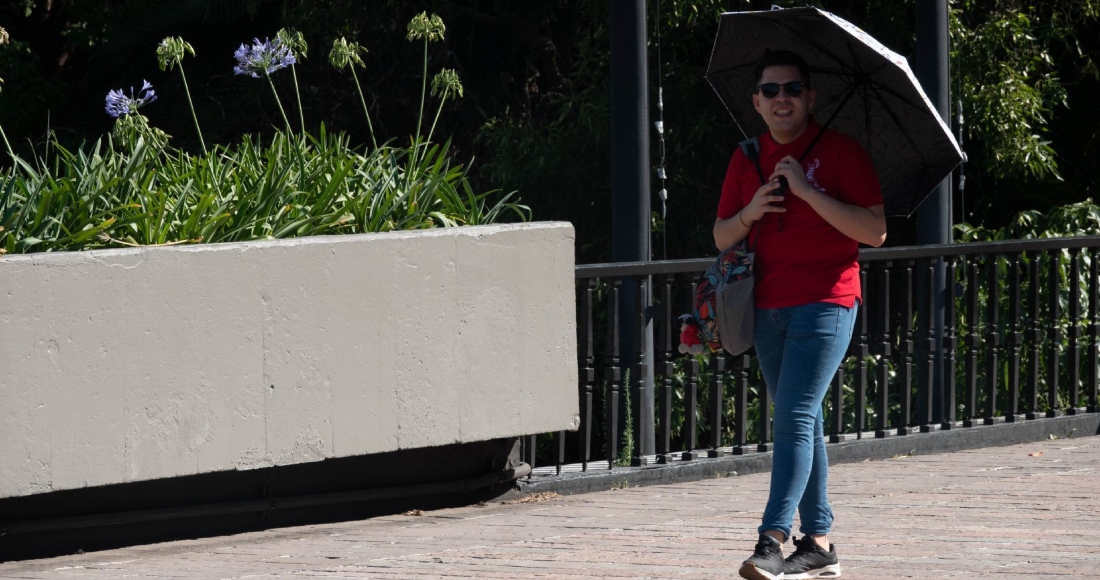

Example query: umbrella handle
[775,176,789,195]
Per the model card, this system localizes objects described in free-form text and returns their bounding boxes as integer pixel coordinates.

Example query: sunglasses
[757,81,808,98]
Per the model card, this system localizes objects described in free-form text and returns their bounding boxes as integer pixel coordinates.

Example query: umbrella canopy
[705,7,963,217]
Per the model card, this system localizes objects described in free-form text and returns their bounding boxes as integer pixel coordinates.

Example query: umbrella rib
[704,79,750,141]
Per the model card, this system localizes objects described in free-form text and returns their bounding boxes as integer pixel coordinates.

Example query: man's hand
[769,155,812,198]
[742,179,787,223]
[716,178,788,249]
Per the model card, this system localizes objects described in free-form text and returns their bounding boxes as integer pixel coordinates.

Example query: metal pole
[611,0,654,455]
[915,0,952,425]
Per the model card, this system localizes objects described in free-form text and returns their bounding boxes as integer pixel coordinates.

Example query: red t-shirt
[717,122,883,309]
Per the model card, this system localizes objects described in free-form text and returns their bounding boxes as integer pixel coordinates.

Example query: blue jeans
[754,301,858,538]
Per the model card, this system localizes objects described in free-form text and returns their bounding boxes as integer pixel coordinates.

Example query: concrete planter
[0,223,579,499]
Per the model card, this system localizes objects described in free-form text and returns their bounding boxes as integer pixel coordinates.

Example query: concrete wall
[0,223,579,499]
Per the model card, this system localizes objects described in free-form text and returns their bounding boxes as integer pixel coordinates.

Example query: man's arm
[713,213,753,251]
[713,179,786,250]
[770,155,887,247]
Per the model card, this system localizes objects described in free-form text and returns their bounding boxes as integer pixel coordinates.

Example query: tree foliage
[951,0,1100,224]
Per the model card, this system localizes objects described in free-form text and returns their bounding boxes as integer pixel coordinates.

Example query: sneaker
[739,533,786,580]
[783,535,842,579]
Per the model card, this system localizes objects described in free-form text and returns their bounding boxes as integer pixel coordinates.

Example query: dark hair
[753,50,811,86]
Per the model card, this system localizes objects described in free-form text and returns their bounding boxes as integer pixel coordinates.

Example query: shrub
[0,15,529,256]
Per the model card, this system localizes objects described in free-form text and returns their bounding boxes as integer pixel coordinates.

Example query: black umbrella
[705,6,963,217]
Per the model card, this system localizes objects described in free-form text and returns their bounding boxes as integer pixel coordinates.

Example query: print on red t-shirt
[716,122,883,309]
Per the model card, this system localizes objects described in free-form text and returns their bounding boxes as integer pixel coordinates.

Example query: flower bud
[430,69,464,99]
[407,12,446,42]
[157,37,195,71]
[329,37,366,70]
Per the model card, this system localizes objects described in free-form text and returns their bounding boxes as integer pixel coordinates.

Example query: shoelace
[755,538,781,556]
[787,536,821,562]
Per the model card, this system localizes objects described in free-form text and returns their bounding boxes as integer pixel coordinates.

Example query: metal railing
[524,236,1100,474]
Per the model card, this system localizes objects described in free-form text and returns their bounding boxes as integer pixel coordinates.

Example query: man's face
[752,65,815,144]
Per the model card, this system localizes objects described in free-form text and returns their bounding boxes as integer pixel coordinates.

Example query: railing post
[899,259,915,435]
[1068,248,1084,414]
[920,258,937,431]
[631,278,649,466]
[855,268,869,437]
[682,278,699,460]
[656,275,674,464]
[757,381,772,452]
[1047,250,1063,418]
[964,257,980,427]
[1089,247,1100,413]
[1027,252,1043,419]
[1005,253,1024,422]
[523,435,537,470]
[876,262,893,437]
[983,254,1002,425]
[605,279,622,468]
[579,279,595,471]
[708,353,726,458]
[829,369,847,442]
[553,431,565,475]
[731,355,750,454]
[941,257,958,429]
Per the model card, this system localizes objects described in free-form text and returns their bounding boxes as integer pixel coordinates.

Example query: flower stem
[265,72,294,135]
[409,37,428,176]
[425,88,448,149]
[416,38,428,142]
[265,71,305,180]
[177,63,208,155]
[290,63,306,134]
[350,66,378,150]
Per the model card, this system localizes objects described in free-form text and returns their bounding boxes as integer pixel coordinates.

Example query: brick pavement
[2,436,1098,579]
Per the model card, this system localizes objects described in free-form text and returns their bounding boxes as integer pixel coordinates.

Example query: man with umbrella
[706,6,962,579]
[713,49,886,580]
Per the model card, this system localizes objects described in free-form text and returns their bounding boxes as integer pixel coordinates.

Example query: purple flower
[233,37,297,78]
[105,80,157,118]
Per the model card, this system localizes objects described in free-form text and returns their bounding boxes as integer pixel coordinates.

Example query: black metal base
[1066,407,1088,415]
[897,426,917,435]
[1046,409,1064,418]
[939,421,958,430]
[1026,412,1044,420]
[655,454,672,465]
[982,416,1006,426]
[829,434,853,443]
[680,450,697,461]
[707,449,725,458]
[875,430,893,438]
[1088,405,1100,413]
[962,419,980,428]
[1004,413,1026,423]
[0,437,525,562]
[631,456,649,467]
[919,424,940,433]
[757,443,771,452]
[729,446,749,456]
